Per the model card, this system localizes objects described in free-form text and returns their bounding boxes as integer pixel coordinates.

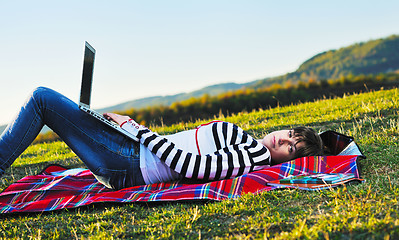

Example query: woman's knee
[31,86,56,99]
[30,86,71,107]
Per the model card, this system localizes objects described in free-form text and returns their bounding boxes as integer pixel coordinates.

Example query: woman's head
[260,126,324,165]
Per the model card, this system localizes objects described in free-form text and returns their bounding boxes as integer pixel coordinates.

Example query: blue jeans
[0,87,145,189]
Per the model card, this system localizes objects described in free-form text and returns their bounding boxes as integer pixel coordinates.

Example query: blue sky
[0,0,398,125]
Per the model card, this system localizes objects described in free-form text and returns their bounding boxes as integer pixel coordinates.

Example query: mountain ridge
[248,34,399,89]
[97,82,250,113]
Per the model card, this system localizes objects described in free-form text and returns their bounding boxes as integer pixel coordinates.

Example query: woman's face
[260,129,304,165]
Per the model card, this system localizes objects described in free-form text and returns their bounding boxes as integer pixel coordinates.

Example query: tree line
[117,73,399,126]
[34,73,399,143]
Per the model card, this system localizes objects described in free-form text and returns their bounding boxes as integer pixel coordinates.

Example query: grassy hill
[251,34,399,88]
[97,82,248,113]
[99,34,399,113]
[99,35,399,114]
[1,88,398,239]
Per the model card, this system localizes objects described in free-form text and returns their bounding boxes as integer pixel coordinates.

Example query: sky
[0,0,398,126]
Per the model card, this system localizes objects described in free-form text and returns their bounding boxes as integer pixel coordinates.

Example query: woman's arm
[119,119,270,181]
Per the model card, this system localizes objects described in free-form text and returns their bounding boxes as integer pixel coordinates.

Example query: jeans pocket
[92,167,127,190]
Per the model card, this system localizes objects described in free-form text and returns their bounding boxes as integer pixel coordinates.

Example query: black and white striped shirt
[123,121,271,181]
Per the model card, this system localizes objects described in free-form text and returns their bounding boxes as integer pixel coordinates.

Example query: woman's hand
[103,113,131,126]
[105,113,146,140]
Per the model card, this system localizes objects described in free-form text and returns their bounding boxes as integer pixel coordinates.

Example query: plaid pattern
[0,155,361,214]
[319,130,365,156]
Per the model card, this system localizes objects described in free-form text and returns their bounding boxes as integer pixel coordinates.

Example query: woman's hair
[293,126,324,158]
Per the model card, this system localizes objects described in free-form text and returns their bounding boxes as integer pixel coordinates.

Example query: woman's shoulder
[198,120,238,127]
[197,121,244,132]
[200,121,253,139]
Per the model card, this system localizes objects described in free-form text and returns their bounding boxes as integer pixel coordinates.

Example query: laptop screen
[80,42,96,107]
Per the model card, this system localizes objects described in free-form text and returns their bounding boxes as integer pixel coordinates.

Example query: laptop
[79,41,139,142]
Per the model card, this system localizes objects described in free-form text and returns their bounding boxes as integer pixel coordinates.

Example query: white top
[139,130,194,184]
[121,120,271,185]
[139,126,221,184]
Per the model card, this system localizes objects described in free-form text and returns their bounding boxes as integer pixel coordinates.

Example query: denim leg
[0,87,144,189]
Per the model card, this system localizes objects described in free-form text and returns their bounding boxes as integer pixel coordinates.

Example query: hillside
[250,34,399,88]
[100,34,399,112]
[97,34,399,113]
[97,82,248,113]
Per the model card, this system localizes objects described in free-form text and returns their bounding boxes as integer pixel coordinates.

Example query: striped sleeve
[124,121,271,181]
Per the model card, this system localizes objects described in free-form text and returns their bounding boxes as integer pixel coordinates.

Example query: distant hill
[249,34,399,88]
[97,82,250,113]
[101,34,399,113]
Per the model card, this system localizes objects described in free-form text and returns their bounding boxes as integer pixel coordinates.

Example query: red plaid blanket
[0,155,362,214]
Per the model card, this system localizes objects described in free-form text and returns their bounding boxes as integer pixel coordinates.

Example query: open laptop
[79,41,139,142]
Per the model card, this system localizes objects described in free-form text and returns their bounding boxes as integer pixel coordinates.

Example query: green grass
[0,88,398,239]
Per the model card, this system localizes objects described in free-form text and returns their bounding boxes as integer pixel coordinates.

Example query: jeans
[0,87,145,190]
